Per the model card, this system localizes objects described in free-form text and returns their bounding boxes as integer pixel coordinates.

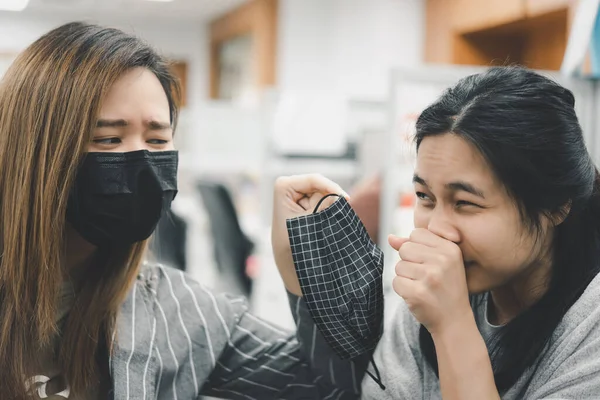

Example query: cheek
[413,206,429,229]
[464,215,537,289]
[467,222,517,261]
[469,213,525,260]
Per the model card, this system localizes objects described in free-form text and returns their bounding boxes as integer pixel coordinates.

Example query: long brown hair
[0,22,180,398]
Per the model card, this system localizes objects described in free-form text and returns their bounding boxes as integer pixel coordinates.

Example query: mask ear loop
[365,356,386,390]
[313,193,341,214]
[312,192,387,391]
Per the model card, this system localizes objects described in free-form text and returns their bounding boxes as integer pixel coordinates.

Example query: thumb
[388,234,409,251]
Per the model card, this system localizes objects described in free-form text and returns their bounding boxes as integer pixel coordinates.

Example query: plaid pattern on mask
[287,196,384,360]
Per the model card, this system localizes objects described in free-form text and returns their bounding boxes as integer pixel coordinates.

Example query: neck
[64,224,97,282]
[489,250,553,325]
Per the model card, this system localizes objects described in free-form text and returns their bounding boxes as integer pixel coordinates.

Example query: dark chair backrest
[149,209,187,271]
[196,181,254,297]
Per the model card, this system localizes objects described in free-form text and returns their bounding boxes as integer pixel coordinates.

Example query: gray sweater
[361,273,600,399]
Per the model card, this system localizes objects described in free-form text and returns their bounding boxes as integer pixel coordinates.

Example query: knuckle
[274,176,288,189]
[402,241,413,251]
[437,253,453,270]
[448,244,462,260]
[426,269,442,287]
[436,253,449,266]
[307,173,322,182]
[409,230,419,241]
[398,243,411,259]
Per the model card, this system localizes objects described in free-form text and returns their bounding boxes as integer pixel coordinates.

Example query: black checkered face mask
[287,195,385,390]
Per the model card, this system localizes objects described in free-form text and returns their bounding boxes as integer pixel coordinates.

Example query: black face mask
[66,150,178,247]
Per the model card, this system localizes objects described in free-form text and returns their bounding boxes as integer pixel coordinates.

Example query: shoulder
[546,273,600,355]
[533,273,600,378]
[555,272,600,339]
[523,274,600,397]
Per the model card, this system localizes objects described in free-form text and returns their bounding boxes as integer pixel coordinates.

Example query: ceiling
[22,0,249,22]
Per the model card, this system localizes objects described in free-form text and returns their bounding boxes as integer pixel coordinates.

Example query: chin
[465,264,492,295]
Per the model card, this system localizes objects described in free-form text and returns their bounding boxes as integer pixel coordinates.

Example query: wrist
[431,310,499,400]
[430,308,478,345]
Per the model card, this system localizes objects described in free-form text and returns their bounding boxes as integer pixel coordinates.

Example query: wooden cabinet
[424,0,454,64]
[209,0,278,100]
[426,0,578,71]
[525,0,572,17]
[451,0,525,33]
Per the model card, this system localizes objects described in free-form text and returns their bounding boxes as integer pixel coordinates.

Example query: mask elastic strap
[312,193,341,214]
[365,355,386,390]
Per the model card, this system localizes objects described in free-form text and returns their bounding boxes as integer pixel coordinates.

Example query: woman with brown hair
[0,22,371,399]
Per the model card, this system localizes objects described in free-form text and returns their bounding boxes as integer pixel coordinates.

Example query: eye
[456,200,480,208]
[93,137,121,145]
[415,192,434,206]
[147,139,169,145]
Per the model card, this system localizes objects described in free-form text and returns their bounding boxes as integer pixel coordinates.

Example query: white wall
[277,0,425,101]
[0,13,208,136]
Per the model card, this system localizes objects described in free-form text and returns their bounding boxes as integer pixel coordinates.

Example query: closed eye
[456,200,480,208]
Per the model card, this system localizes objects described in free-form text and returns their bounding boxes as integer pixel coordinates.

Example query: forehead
[416,133,498,190]
[100,67,170,117]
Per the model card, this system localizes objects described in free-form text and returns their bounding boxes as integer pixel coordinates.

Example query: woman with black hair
[360,66,600,399]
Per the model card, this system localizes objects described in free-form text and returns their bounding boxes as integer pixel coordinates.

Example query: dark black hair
[414,66,600,393]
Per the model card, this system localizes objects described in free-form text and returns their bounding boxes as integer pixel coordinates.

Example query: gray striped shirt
[109,263,369,399]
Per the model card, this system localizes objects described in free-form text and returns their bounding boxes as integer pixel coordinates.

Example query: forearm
[432,315,500,400]
[273,246,302,296]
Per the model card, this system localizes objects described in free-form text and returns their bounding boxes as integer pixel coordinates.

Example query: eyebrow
[96,119,171,130]
[413,174,486,199]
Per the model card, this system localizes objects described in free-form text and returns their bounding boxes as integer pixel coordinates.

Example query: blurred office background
[2,0,600,329]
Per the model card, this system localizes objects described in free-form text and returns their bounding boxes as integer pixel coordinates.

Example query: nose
[426,207,461,244]
[121,136,151,153]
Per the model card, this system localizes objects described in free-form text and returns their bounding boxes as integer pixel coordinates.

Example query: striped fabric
[109,263,370,399]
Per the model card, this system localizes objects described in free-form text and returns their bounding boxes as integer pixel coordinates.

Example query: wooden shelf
[426,0,577,71]
[451,0,525,34]
[209,0,278,99]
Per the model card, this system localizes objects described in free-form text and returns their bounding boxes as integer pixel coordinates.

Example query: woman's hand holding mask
[390,228,473,336]
[271,174,348,296]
